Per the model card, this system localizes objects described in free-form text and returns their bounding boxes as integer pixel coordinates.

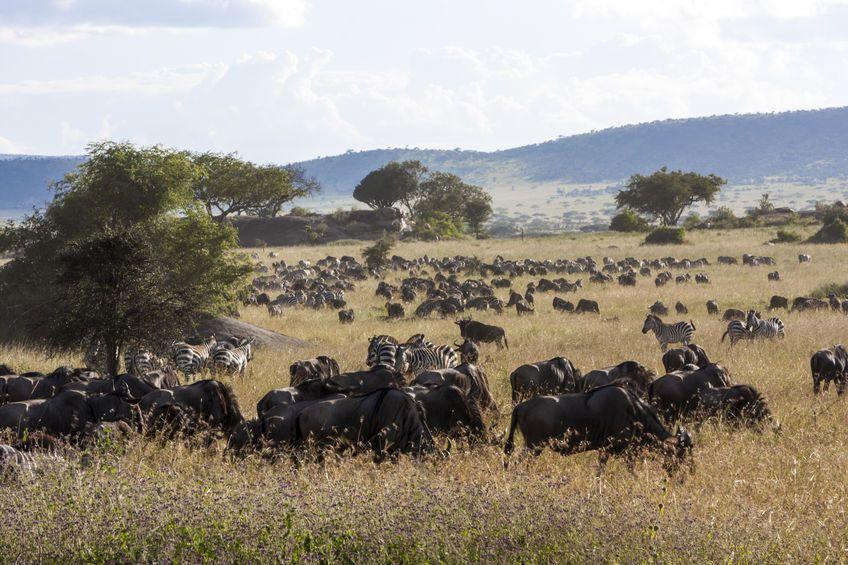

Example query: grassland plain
[2,227,848,562]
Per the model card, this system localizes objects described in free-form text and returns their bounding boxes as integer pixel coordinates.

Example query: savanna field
[4,226,848,562]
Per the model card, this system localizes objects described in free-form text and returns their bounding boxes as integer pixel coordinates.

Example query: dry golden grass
[3,226,848,562]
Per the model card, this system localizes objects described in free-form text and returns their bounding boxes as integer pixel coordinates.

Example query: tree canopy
[352,160,426,215]
[192,152,319,219]
[0,142,252,374]
[615,167,725,226]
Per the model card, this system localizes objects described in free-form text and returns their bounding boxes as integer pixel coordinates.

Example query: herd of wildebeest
[2,249,847,478]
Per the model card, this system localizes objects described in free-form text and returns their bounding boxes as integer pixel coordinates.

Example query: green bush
[644,227,686,245]
[413,211,464,241]
[808,219,848,244]
[772,229,801,243]
[682,213,702,230]
[288,206,312,217]
[609,209,649,232]
[362,233,395,270]
[709,206,740,229]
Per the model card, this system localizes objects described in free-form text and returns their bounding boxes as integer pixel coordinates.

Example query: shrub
[288,206,312,217]
[413,211,464,241]
[709,206,740,229]
[682,213,703,230]
[811,281,848,299]
[644,227,686,245]
[362,233,395,270]
[772,229,801,243]
[808,219,848,244]
[609,210,649,232]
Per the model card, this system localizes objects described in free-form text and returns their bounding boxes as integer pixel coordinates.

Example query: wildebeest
[650,301,669,316]
[768,296,789,310]
[696,385,778,431]
[325,366,403,395]
[799,253,812,263]
[293,388,436,461]
[455,318,508,349]
[139,379,244,436]
[256,379,343,419]
[289,356,341,387]
[648,364,733,420]
[767,271,781,281]
[338,309,355,324]
[793,297,829,311]
[675,301,688,315]
[552,297,574,312]
[454,339,480,364]
[581,361,655,398]
[661,344,711,373]
[386,302,405,319]
[695,273,710,284]
[810,345,848,395]
[706,300,719,315]
[61,371,177,400]
[0,391,140,441]
[722,308,745,321]
[404,385,485,438]
[575,299,600,314]
[0,367,91,404]
[509,357,582,402]
[504,385,692,474]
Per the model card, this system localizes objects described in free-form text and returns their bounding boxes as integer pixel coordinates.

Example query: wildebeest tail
[217,381,245,431]
[690,320,696,331]
[503,334,509,349]
[504,405,521,456]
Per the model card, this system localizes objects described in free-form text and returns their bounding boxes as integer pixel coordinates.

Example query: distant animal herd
[3,249,846,479]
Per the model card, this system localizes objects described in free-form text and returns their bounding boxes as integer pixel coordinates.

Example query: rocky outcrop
[231,208,406,247]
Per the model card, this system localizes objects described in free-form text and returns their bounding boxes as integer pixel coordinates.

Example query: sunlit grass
[2,226,848,561]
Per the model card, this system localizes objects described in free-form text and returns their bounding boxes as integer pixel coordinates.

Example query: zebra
[721,320,751,346]
[641,314,696,351]
[799,254,812,263]
[366,335,399,367]
[212,339,254,376]
[0,444,65,481]
[404,333,434,348]
[394,344,458,375]
[172,335,217,378]
[746,310,785,340]
[123,349,164,376]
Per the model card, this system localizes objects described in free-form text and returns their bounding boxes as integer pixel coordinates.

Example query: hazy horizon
[2,1,847,164]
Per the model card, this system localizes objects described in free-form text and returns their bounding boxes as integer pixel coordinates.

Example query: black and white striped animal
[799,254,812,263]
[0,444,64,480]
[395,344,458,375]
[641,314,696,351]
[721,320,751,347]
[123,349,164,376]
[746,310,785,340]
[366,335,399,368]
[172,335,218,377]
[212,339,254,376]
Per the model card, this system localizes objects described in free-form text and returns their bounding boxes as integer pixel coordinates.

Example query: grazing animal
[256,379,343,419]
[641,314,696,351]
[722,308,745,321]
[746,310,785,340]
[123,349,164,377]
[706,300,719,315]
[455,318,508,349]
[695,273,710,284]
[289,356,340,387]
[648,364,733,420]
[325,366,403,395]
[140,380,244,436]
[338,309,355,324]
[514,299,535,315]
[581,361,655,398]
[767,271,781,281]
[395,344,459,376]
[574,299,600,314]
[810,345,848,395]
[172,335,217,378]
[509,357,582,402]
[649,301,669,316]
[675,301,688,315]
[552,297,574,312]
[504,385,692,474]
[696,385,778,432]
[404,385,485,438]
[454,339,480,364]
[386,302,405,319]
[212,340,254,376]
[717,256,738,265]
[366,335,399,368]
[768,295,789,310]
[662,344,711,373]
[293,388,435,461]
[721,320,751,347]
[798,254,812,263]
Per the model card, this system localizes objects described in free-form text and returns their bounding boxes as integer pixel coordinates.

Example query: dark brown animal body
[581,361,655,398]
[509,357,582,402]
[648,364,732,420]
[289,356,340,387]
[455,319,508,349]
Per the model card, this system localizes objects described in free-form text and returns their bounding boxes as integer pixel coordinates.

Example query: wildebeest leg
[813,373,821,395]
[837,374,846,397]
[596,452,609,476]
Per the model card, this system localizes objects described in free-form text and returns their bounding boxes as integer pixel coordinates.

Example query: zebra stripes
[641,314,696,351]
[395,344,459,374]
[747,310,785,340]
[366,335,399,367]
[172,336,218,377]
[123,350,163,376]
[212,340,254,376]
[721,320,751,346]
[0,445,64,479]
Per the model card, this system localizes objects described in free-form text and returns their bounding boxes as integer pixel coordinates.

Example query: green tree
[415,172,487,222]
[352,160,427,215]
[362,233,396,270]
[615,167,725,226]
[463,193,493,237]
[609,209,649,232]
[192,152,319,219]
[0,142,252,374]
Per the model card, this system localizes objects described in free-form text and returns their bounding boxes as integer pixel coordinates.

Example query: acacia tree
[463,192,493,238]
[615,167,725,226]
[352,160,427,215]
[0,142,252,374]
[192,152,319,219]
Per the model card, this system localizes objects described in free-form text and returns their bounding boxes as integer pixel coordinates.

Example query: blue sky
[1,0,846,163]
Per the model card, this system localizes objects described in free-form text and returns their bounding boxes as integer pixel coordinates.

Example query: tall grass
[2,227,847,561]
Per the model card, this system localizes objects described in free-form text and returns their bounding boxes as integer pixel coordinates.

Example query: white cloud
[0,135,27,154]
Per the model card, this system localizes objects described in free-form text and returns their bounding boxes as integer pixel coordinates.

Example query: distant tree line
[352,160,493,238]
